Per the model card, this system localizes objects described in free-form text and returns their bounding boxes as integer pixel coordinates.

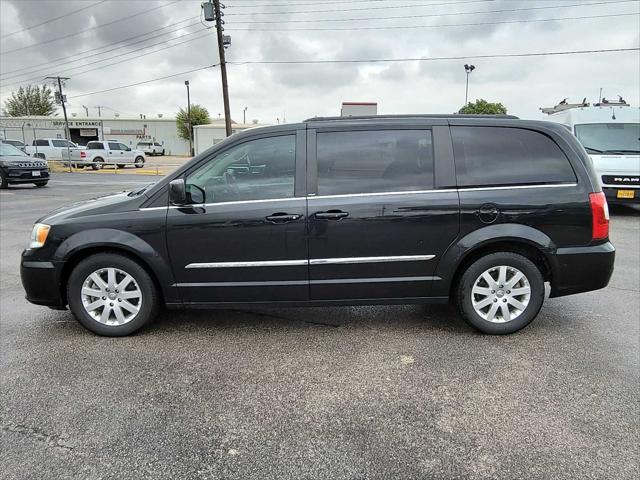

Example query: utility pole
[464,64,475,105]
[243,106,247,124]
[46,76,70,140]
[82,105,89,117]
[185,80,193,156]
[203,1,232,137]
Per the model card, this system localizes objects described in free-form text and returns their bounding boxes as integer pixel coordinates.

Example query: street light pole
[464,64,475,105]
[243,106,247,124]
[185,80,193,156]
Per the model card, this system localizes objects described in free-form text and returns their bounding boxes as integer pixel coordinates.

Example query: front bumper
[3,168,49,183]
[602,186,639,204]
[549,242,615,298]
[20,256,65,308]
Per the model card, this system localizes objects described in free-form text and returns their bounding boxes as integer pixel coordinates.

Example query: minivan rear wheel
[67,253,160,336]
[455,252,545,334]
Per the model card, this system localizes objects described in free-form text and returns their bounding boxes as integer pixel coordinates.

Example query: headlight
[29,223,50,249]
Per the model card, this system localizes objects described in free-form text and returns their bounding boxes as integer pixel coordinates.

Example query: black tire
[34,181,48,187]
[0,173,8,189]
[117,164,125,169]
[91,157,104,170]
[134,156,145,168]
[455,252,545,335]
[67,253,160,336]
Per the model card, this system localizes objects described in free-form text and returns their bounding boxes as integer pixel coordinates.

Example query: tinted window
[4,140,24,147]
[87,142,105,150]
[316,130,434,195]
[451,127,576,187]
[52,139,71,147]
[34,139,48,146]
[186,134,296,204]
[118,143,129,150]
[108,142,120,150]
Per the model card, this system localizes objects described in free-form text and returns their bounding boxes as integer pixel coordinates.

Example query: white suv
[136,141,165,156]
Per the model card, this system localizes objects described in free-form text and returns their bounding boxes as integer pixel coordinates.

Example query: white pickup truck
[62,140,146,170]
[25,138,84,161]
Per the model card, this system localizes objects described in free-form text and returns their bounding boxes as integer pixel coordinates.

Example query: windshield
[0,143,28,156]
[574,123,640,154]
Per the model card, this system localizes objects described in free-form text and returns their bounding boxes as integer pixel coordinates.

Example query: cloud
[0,0,638,123]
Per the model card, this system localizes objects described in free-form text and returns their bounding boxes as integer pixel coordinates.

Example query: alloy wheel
[81,267,142,325]
[471,265,531,323]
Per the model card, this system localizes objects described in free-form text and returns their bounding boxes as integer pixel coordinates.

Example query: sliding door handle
[314,210,349,220]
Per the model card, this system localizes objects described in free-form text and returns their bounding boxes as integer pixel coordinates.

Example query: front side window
[451,126,576,187]
[316,130,434,195]
[574,123,640,154]
[108,142,121,150]
[34,139,48,146]
[185,134,296,204]
[119,143,130,151]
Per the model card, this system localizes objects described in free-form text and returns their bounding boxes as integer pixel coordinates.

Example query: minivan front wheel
[67,253,159,336]
[455,252,545,334]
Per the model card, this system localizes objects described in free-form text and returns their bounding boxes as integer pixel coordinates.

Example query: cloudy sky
[0,0,638,123]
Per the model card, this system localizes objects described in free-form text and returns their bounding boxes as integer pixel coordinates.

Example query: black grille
[602,175,640,186]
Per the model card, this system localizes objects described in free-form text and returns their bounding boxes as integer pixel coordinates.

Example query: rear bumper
[549,242,615,298]
[20,257,65,308]
[603,187,639,204]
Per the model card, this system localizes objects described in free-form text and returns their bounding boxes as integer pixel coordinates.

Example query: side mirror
[169,179,186,205]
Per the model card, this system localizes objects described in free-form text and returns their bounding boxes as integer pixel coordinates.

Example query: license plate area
[31,171,41,177]
[617,189,635,199]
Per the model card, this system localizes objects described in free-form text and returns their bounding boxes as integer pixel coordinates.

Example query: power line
[225,0,492,15]
[228,12,639,31]
[227,47,640,65]
[224,0,639,24]
[1,1,180,55]
[1,29,214,89]
[1,26,209,84]
[66,47,638,100]
[1,16,202,77]
[1,1,108,39]
[68,65,219,99]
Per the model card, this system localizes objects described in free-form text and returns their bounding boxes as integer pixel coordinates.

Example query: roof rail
[304,114,519,122]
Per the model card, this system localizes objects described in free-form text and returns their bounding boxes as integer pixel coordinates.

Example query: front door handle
[266,212,302,223]
[314,210,349,220]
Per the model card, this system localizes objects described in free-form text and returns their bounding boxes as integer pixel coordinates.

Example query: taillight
[80,151,86,158]
[589,192,609,240]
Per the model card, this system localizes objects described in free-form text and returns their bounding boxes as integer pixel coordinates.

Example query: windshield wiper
[128,184,152,196]
[583,146,603,153]
[602,149,640,154]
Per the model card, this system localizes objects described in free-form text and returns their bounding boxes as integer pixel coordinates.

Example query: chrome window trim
[185,254,436,269]
[457,183,577,192]
[308,189,457,200]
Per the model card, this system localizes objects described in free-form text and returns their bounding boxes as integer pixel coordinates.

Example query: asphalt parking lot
[1,174,638,479]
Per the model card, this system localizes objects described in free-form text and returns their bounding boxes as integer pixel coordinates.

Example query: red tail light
[80,151,86,158]
[589,192,609,240]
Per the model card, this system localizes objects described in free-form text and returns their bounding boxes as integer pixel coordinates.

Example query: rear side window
[316,130,434,195]
[34,139,48,146]
[87,142,104,150]
[451,127,576,187]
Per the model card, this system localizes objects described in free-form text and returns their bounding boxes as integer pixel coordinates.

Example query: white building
[0,115,265,156]
[193,121,265,155]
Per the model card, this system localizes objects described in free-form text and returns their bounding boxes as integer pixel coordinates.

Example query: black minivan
[21,115,614,336]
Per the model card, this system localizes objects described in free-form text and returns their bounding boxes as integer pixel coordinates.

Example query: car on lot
[1,138,28,152]
[136,141,165,156]
[24,138,82,161]
[61,140,146,170]
[0,142,50,189]
[545,104,639,204]
[20,115,614,336]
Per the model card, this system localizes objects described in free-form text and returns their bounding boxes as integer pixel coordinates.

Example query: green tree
[176,104,211,141]
[4,84,57,116]
[458,99,507,115]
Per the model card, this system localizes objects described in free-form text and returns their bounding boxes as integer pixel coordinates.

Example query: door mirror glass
[169,179,187,205]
